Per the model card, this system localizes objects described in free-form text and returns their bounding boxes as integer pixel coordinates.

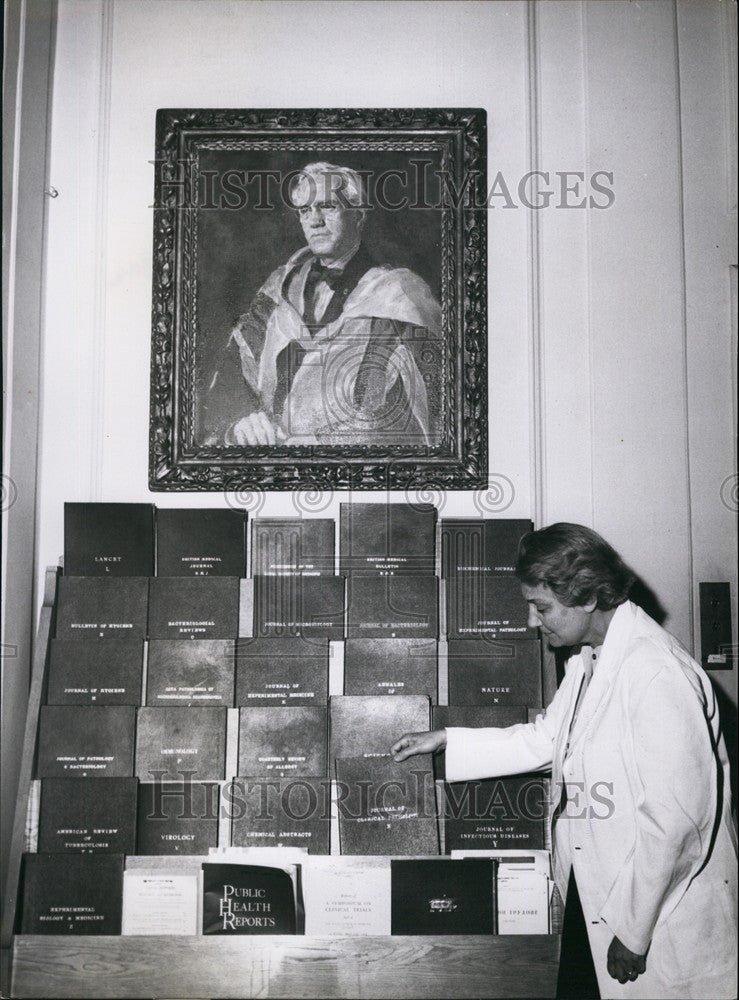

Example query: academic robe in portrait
[204,246,442,447]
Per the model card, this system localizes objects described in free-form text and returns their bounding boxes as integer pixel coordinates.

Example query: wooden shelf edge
[11,933,560,999]
[1,568,59,953]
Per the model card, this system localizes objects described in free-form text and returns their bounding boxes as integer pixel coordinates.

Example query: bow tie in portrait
[308,261,346,290]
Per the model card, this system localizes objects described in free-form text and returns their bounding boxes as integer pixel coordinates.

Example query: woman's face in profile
[521,582,593,648]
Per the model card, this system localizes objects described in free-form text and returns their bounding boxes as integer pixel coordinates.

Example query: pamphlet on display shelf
[302,856,392,935]
[391,858,497,935]
[252,517,335,576]
[442,774,548,852]
[36,705,136,778]
[38,777,137,854]
[136,781,220,855]
[343,637,438,701]
[335,754,439,856]
[155,507,246,577]
[20,853,125,934]
[339,503,437,577]
[346,575,438,639]
[122,872,199,935]
[445,575,536,640]
[46,638,144,705]
[201,862,300,935]
[235,636,329,707]
[147,576,240,640]
[447,638,543,707]
[55,577,149,641]
[253,575,345,640]
[450,849,552,935]
[135,707,228,782]
[329,695,431,762]
[231,777,331,854]
[440,518,532,578]
[145,639,235,706]
[64,502,155,577]
[238,706,328,778]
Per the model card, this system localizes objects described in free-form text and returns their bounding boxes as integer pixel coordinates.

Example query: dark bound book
[346,576,438,639]
[432,706,528,780]
[235,636,329,706]
[202,863,297,935]
[445,575,535,640]
[340,503,437,576]
[253,575,344,640]
[336,755,439,856]
[64,502,154,577]
[329,695,431,762]
[55,577,149,641]
[238,706,327,778]
[136,782,219,855]
[46,639,144,705]
[344,638,437,701]
[38,778,137,853]
[135,707,227,781]
[146,639,235,706]
[441,518,532,577]
[231,777,331,854]
[391,858,496,935]
[36,706,135,778]
[251,518,334,576]
[156,508,246,577]
[21,852,125,934]
[443,774,547,853]
[147,577,240,640]
[447,638,542,707]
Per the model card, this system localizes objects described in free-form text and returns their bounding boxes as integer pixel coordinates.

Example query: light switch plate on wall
[699,582,734,670]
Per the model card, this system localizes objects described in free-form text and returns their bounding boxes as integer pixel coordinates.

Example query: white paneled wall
[35,0,737,673]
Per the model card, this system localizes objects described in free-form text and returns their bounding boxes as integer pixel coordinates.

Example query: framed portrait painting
[149,107,487,491]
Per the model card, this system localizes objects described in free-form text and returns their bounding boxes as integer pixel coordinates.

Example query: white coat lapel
[566,602,636,753]
[549,655,587,821]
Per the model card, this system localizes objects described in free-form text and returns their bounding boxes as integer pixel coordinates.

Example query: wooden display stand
[1,568,561,999]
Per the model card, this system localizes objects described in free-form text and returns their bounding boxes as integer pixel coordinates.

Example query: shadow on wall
[553,575,667,687]
[629,575,737,814]
[714,684,738,820]
[629,576,667,626]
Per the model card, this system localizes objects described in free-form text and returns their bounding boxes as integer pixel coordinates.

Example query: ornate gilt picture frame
[149,108,487,491]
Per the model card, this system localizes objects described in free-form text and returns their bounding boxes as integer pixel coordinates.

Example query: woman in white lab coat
[392,523,737,999]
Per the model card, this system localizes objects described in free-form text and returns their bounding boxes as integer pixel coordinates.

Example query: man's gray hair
[289,161,367,210]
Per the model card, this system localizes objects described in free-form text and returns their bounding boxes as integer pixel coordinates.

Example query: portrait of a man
[150,108,487,490]
[203,162,443,448]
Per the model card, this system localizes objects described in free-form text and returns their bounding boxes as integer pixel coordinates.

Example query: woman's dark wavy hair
[515,523,635,610]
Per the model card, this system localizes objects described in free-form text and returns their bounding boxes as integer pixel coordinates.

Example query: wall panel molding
[586,1,693,644]
[532,0,593,529]
[1,0,57,916]
[526,0,546,529]
[35,0,115,605]
[671,0,696,650]
[90,0,115,499]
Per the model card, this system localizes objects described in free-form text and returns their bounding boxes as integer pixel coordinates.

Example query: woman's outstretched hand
[390,729,447,762]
